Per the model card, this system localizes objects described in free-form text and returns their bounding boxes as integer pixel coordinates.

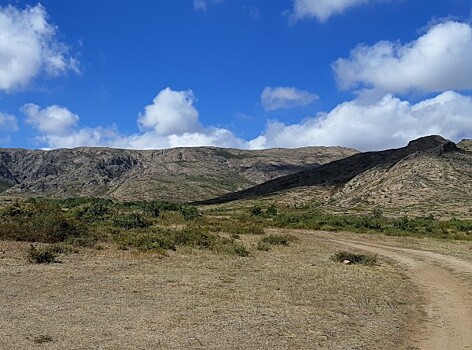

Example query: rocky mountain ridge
[0,146,357,201]
[197,136,472,216]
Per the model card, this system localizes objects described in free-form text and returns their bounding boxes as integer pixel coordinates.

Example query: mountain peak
[406,135,457,153]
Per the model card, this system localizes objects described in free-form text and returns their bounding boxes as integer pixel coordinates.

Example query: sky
[0,0,472,151]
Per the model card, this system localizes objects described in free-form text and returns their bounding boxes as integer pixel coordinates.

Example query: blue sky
[1,0,472,151]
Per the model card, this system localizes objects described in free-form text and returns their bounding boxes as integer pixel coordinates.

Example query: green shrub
[27,245,58,264]
[250,206,262,216]
[114,230,175,252]
[72,198,113,223]
[172,226,216,248]
[265,204,278,216]
[180,206,200,220]
[331,251,377,266]
[113,226,218,252]
[113,212,150,229]
[0,201,85,243]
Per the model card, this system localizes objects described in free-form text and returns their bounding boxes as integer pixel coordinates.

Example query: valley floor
[0,231,471,349]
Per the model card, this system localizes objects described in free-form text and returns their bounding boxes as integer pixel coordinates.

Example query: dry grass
[0,233,419,349]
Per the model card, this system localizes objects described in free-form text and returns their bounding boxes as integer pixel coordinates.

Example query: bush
[213,241,250,257]
[113,212,150,229]
[0,201,85,243]
[180,206,200,220]
[114,230,175,252]
[250,205,262,216]
[265,204,278,216]
[27,245,58,264]
[172,226,216,248]
[72,198,113,223]
[331,251,377,266]
[261,234,297,246]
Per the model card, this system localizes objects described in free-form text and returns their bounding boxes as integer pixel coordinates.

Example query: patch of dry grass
[0,232,418,349]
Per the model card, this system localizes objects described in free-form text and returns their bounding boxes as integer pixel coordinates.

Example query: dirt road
[311,232,472,350]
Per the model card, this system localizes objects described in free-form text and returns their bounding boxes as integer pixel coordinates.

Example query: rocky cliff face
[0,146,357,201]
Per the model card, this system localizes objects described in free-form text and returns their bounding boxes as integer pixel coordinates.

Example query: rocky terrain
[0,146,356,202]
[198,136,472,217]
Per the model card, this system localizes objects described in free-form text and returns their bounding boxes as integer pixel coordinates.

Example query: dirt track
[311,232,472,350]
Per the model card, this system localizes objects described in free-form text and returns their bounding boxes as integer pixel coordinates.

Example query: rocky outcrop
[196,135,466,205]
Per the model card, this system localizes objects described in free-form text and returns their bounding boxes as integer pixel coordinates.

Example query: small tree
[250,205,262,216]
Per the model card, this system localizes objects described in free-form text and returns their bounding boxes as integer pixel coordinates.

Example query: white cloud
[0,4,78,92]
[39,126,127,149]
[23,88,247,150]
[290,0,372,22]
[261,86,318,111]
[24,88,472,152]
[22,104,79,136]
[194,0,223,12]
[333,21,472,93]
[138,88,202,135]
[249,91,472,151]
[0,112,18,131]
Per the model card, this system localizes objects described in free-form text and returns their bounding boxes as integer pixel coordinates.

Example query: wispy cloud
[193,0,223,12]
[0,112,18,131]
[261,87,318,111]
[290,0,372,22]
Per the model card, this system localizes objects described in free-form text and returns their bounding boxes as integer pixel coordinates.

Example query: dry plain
[2,230,471,349]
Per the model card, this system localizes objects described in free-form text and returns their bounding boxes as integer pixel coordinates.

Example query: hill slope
[197,136,472,216]
[0,146,356,202]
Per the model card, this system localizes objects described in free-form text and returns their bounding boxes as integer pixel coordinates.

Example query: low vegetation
[27,245,58,264]
[273,207,472,240]
[331,251,378,266]
[0,197,471,263]
[260,234,298,246]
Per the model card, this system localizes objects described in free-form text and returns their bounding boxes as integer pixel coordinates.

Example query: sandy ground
[305,231,472,350]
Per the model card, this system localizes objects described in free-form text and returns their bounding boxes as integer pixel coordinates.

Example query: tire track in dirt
[309,232,472,350]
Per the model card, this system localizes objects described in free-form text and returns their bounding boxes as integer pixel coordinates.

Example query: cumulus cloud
[0,4,78,92]
[249,91,472,151]
[22,103,79,136]
[138,88,202,135]
[261,86,318,111]
[290,0,372,22]
[24,88,472,152]
[194,0,223,12]
[23,88,247,150]
[0,112,18,131]
[333,21,472,93]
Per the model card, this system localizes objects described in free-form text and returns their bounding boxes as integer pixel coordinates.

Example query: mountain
[197,136,472,217]
[458,139,472,152]
[0,146,357,202]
